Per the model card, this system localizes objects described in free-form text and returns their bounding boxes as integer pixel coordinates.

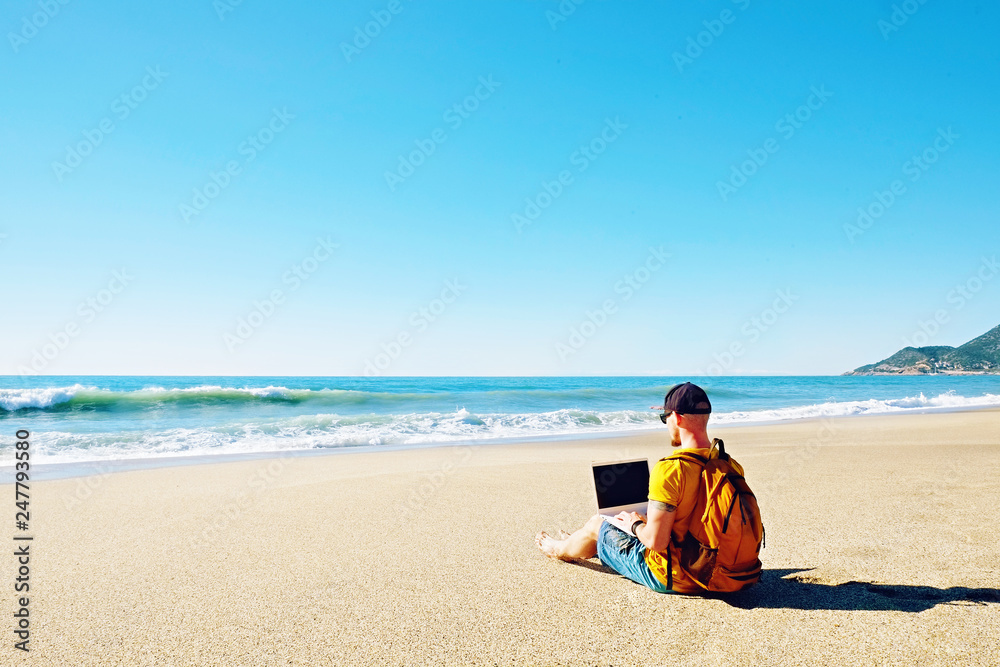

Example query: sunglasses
[659,411,673,424]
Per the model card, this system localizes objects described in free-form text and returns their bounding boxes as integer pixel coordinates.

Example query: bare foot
[558,529,571,539]
[535,531,565,560]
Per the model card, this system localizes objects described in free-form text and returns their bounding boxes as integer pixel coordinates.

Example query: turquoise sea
[2,375,1000,467]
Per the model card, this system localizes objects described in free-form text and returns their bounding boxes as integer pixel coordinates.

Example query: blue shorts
[597,521,672,594]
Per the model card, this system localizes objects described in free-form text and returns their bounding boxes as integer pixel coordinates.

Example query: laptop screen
[592,459,650,510]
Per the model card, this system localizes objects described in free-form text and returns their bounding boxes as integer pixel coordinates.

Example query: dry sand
[8,410,1000,666]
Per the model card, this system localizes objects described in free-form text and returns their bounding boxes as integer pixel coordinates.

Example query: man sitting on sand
[535,382,715,594]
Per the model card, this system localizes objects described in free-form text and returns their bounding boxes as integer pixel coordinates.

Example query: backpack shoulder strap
[711,438,730,461]
[662,439,729,466]
[663,451,709,467]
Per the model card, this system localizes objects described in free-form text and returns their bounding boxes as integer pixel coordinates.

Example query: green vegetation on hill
[847,325,1000,375]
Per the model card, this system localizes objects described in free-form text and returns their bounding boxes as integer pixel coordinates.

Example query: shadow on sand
[720,569,1000,612]
[573,561,1000,612]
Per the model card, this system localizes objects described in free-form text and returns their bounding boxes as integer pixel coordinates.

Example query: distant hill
[846,325,1000,375]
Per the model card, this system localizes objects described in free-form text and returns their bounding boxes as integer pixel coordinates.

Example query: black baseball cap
[663,382,712,415]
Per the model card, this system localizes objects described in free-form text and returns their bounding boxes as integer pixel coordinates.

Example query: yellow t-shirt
[643,448,711,593]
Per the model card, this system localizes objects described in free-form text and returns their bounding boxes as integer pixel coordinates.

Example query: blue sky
[2,0,998,376]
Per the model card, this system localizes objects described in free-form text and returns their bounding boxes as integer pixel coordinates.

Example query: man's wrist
[630,520,645,538]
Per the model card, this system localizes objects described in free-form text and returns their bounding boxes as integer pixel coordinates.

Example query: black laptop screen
[592,460,650,509]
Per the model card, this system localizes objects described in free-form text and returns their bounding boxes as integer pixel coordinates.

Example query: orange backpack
[667,439,764,593]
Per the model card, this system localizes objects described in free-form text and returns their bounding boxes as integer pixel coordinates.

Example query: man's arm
[635,500,675,552]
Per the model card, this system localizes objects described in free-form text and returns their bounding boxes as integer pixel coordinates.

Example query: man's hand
[607,511,645,535]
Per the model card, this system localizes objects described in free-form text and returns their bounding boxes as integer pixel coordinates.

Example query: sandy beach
[9,409,1000,665]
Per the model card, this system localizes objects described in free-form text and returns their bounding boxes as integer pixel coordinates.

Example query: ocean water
[2,375,1000,466]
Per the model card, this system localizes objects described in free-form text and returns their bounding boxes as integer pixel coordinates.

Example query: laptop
[591,458,650,519]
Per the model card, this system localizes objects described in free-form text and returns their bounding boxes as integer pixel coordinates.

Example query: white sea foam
[5,389,1000,465]
[712,391,1000,424]
[0,384,305,411]
[0,384,87,411]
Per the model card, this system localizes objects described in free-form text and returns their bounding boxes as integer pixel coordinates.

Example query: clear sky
[2,0,998,376]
